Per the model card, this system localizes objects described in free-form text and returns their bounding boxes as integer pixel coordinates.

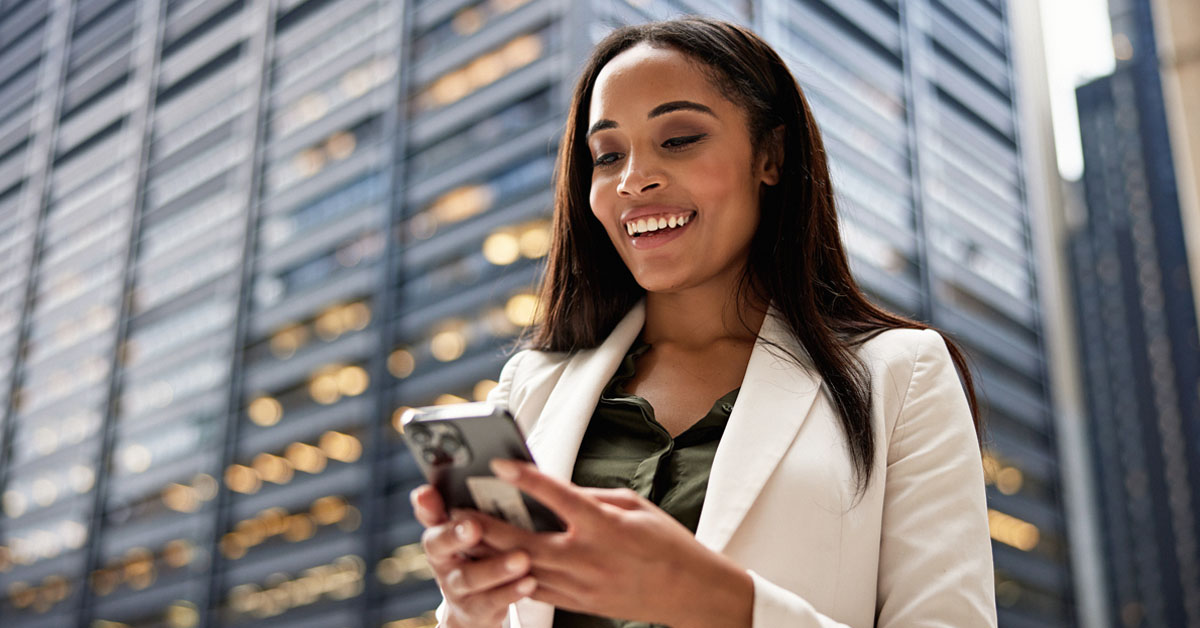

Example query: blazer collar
[514,300,823,628]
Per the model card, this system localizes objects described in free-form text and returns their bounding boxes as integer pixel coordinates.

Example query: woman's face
[586,43,778,294]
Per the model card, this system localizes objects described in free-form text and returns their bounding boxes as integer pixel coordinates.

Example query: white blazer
[446,301,997,627]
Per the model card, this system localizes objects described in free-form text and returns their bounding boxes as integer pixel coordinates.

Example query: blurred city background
[0,0,1196,626]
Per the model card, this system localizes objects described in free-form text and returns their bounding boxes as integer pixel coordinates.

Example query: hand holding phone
[409,483,539,627]
[400,402,564,532]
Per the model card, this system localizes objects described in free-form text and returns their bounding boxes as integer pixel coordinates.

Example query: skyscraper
[0,0,1076,625]
[1070,0,1200,625]
[1148,0,1200,320]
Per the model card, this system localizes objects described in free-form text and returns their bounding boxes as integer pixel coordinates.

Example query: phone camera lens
[422,448,440,464]
[440,435,461,454]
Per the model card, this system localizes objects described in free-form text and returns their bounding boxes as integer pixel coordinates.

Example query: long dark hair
[530,17,981,493]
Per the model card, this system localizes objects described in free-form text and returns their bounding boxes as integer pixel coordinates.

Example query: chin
[631,270,691,294]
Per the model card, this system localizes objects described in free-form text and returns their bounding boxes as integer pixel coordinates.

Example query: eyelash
[592,133,708,167]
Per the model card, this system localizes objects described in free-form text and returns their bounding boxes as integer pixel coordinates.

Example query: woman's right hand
[410,485,538,627]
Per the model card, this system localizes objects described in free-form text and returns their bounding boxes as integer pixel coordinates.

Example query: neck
[642,280,768,350]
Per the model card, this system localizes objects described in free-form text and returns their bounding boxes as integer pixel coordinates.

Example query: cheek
[588,188,605,233]
[588,178,621,246]
[689,154,756,213]
[589,173,619,221]
[588,181,601,219]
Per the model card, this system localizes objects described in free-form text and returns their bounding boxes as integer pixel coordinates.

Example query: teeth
[625,213,693,236]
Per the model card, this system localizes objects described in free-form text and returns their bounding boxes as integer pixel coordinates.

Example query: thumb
[410,485,448,527]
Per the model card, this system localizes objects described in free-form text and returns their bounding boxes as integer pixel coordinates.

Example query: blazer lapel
[694,308,824,553]
[514,301,644,628]
[523,300,645,481]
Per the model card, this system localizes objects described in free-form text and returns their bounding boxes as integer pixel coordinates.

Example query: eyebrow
[586,100,717,139]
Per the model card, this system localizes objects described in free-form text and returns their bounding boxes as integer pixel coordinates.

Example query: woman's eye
[593,152,621,167]
[662,133,706,149]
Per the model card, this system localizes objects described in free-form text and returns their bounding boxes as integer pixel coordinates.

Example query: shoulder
[501,348,573,387]
[854,327,952,383]
[489,348,574,433]
[852,327,967,439]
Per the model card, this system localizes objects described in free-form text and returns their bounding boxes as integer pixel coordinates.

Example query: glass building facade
[1070,0,1200,625]
[0,0,1074,626]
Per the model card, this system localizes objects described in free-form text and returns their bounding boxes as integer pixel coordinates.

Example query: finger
[582,487,645,510]
[458,509,597,573]
[442,551,531,599]
[453,509,537,553]
[459,576,538,620]
[410,485,447,527]
[421,518,481,563]
[490,460,597,527]
[527,578,587,614]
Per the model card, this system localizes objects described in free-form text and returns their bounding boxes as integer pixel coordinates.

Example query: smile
[623,211,695,236]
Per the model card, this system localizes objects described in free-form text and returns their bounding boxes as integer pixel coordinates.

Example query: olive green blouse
[553,336,740,628]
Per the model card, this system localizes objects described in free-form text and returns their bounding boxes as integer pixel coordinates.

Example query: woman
[411,17,996,628]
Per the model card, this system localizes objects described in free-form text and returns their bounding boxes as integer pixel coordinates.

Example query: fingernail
[505,553,527,573]
[517,577,536,595]
[490,459,519,481]
[455,521,474,540]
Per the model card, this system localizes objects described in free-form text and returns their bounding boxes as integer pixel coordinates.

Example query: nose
[616,153,664,197]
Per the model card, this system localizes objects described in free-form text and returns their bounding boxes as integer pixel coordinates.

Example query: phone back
[401,403,563,532]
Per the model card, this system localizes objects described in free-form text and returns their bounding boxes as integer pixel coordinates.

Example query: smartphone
[400,402,564,532]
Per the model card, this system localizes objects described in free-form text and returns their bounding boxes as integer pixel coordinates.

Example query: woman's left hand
[449,459,754,628]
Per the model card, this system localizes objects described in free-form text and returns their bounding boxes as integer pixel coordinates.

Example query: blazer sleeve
[747,329,996,627]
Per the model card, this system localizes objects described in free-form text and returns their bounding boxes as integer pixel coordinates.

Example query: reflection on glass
[414,31,546,114]
[414,0,535,58]
[273,6,386,90]
[121,357,228,421]
[220,497,361,561]
[248,396,284,426]
[125,301,237,367]
[473,379,498,401]
[224,554,364,618]
[4,515,89,568]
[407,156,552,240]
[261,172,386,251]
[387,348,415,378]
[988,508,1039,551]
[254,232,384,308]
[504,292,539,327]
[410,89,552,174]
[376,542,434,586]
[429,323,468,362]
[266,118,376,194]
[6,573,72,613]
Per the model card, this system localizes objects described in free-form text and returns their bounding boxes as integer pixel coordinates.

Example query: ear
[757,125,784,186]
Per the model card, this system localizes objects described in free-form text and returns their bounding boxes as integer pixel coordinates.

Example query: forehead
[588,44,724,122]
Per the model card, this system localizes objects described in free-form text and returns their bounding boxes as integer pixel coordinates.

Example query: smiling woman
[585,46,777,297]
[411,17,996,628]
